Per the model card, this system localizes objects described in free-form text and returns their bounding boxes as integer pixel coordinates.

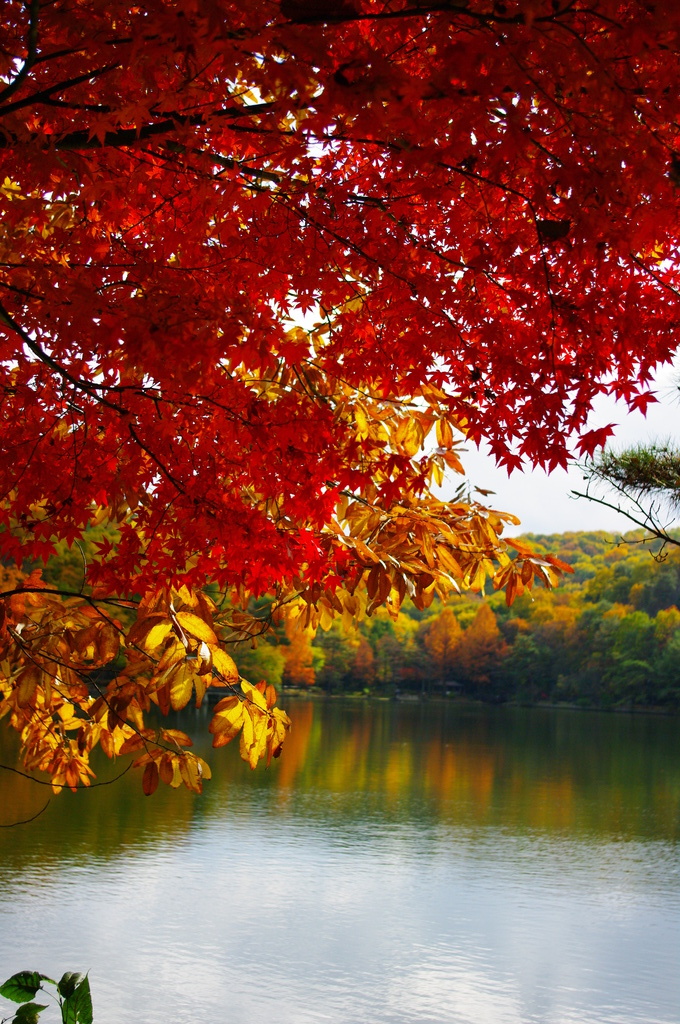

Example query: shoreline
[276,688,680,716]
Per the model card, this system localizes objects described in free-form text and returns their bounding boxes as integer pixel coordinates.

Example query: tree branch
[0,760,132,789]
[0,64,120,116]
[0,300,129,414]
[0,796,50,827]
[571,488,680,548]
[279,1,524,27]
[0,0,40,105]
[127,422,186,494]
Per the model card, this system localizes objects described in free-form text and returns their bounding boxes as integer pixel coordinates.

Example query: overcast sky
[449,363,680,537]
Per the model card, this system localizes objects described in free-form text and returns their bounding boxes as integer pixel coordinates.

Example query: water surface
[1,701,678,1024]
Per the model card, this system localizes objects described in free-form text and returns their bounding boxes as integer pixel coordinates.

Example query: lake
[1,700,678,1024]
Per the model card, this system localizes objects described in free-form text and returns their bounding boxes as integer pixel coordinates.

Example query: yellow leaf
[394,417,422,457]
[173,584,198,608]
[164,754,183,788]
[144,620,174,651]
[355,403,369,437]
[435,417,454,448]
[156,638,186,674]
[468,561,487,591]
[241,679,267,710]
[212,646,239,683]
[161,728,193,747]
[419,527,435,568]
[209,695,245,748]
[317,596,334,631]
[169,663,194,711]
[1,177,22,200]
[193,673,208,707]
[179,754,202,793]
[434,545,463,579]
[239,704,268,769]
[539,564,560,588]
[266,707,292,766]
[175,611,218,645]
[126,612,168,647]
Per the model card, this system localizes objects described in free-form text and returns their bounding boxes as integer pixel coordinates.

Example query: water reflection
[1,701,679,1024]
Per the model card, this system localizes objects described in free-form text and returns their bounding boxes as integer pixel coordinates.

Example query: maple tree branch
[127,422,186,494]
[278,1,605,31]
[0,300,128,414]
[279,1,525,27]
[0,64,120,116]
[0,317,185,494]
[0,96,279,149]
[284,198,417,295]
[31,36,136,68]
[0,281,44,302]
[0,0,40,105]
[0,312,187,494]
[159,140,283,184]
[629,255,680,301]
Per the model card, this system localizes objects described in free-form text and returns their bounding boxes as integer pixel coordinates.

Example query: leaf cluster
[2,0,678,787]
[0,970,92,1024]
[0,577,290,794]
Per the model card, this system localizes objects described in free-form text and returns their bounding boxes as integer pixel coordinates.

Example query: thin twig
[0,796,50,827]
[0,760,133,788]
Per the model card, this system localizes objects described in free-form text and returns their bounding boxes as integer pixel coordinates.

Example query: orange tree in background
[1,0,678,792]
[455,604,508,696]
[424,608,463,689]
[282,615,316,688]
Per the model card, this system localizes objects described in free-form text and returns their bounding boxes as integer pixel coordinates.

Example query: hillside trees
[282,616,317,687]
[455,604,508,697]
[1,0,680,790]
[286,531,680,708]
[424,607,462,689]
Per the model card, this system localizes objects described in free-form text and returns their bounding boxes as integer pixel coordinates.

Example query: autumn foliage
[1,1,678,791]
[424,607,462,684]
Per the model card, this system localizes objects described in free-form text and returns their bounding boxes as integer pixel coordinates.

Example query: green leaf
[57,974,82,999]
[73,976,93,1024]
[0,973,46,1003]
[13,1002,48,1024]
[62,976,92,1024]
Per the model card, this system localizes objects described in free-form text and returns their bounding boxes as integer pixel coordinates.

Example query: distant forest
[9,528,680,712]
[235,531,680,710]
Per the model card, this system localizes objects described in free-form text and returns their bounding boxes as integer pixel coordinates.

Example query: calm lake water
[1,700,679,1024]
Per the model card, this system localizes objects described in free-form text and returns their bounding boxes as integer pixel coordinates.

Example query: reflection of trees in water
[269,702,680,842]
[2,703,678,876]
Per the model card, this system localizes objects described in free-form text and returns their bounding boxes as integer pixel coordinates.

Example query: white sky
[451,363,680,536]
